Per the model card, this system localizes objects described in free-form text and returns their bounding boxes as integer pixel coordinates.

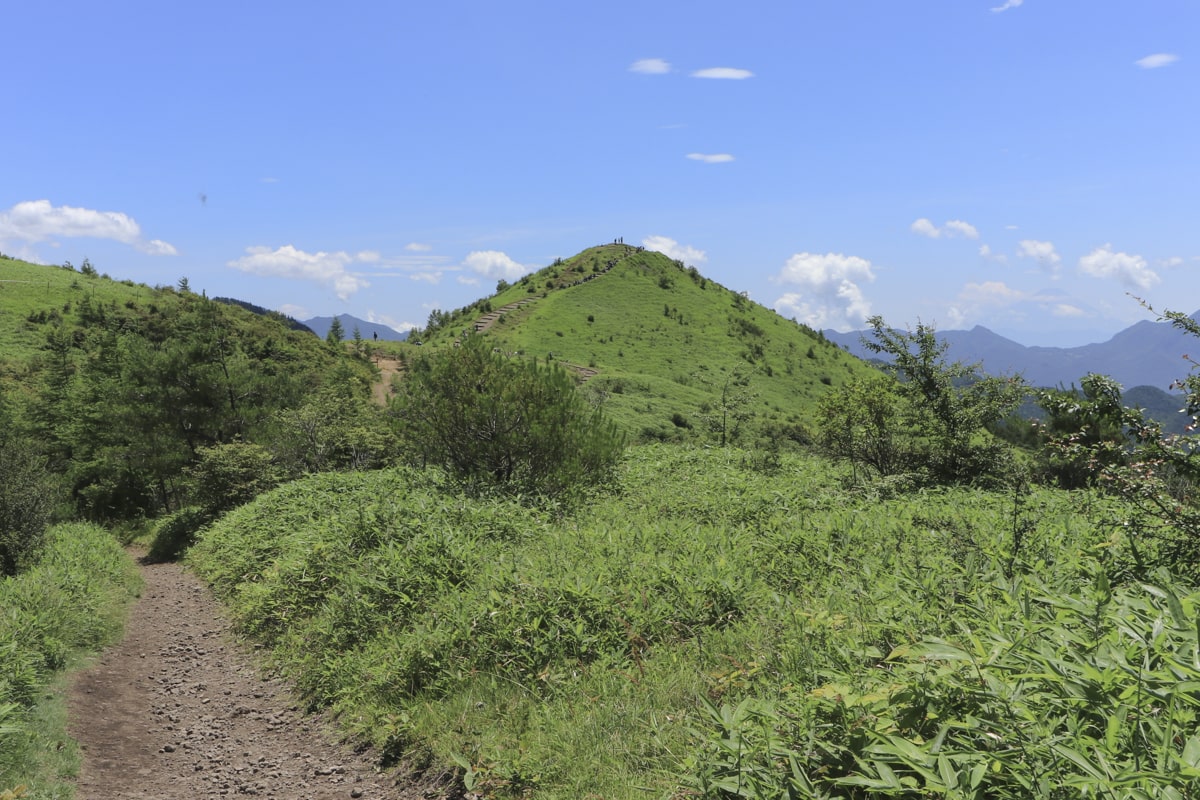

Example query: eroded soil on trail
[68,556,448,800]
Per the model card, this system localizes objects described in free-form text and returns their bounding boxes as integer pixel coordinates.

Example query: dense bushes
[818,318,1024,486]
[0,433,58,577]
[391,336,625,498]
[189,446,1114,797]
[689,563,1200,798]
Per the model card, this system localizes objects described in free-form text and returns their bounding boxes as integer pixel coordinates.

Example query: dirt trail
[68,556,440,800]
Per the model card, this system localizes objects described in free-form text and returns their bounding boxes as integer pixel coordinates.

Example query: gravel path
[67,555,447,800]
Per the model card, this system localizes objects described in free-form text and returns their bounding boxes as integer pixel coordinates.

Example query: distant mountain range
[302,314,409,342]
[824,313,1200,393]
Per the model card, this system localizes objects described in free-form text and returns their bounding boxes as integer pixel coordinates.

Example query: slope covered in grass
[189,445,1124,798]
[410,245,880,441]
[0,257,158,370]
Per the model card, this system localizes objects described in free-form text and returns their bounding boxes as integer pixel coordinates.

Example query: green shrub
[392,336,624,499]
[0,436,58,577]
[187,441,280,517]
[147,506,209,562]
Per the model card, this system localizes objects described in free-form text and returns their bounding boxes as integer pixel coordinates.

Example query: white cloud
[462,250,530,280]
[944,220,979,239]
[979,244,1008,263]
[686,153,735,164]
[1053,304,1085,318]
[141,239,179,256]
[642,235,707,264]
[957,281,1025,307]
[772,252,875,330]
[911,218,941,238]
[1078,244,1160,290]
[946,281,1027,328]
[991,0,1023,12]
[405,242,433,252]
[411,271,444,284]
[1017,239,1061,272]
[630,58,671,74]
[366,311,415,333]
[1136,53,1179,69]
[227,244,371,300]
[356,250,381,263]
[456,274,480,285]
[911,217,978,239]
[0,199,177,256]
[1159,256,1185,269]
[277,303,311,320]
[691,67,754,80]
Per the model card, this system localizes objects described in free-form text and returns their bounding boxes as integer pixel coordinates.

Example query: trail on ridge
[67,555,447,800]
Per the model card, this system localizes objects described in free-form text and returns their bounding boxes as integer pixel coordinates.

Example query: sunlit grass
[189,444,1119,798]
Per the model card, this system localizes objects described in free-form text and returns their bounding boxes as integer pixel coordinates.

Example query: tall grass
[189,445,1123,798]
[0,523,140,796]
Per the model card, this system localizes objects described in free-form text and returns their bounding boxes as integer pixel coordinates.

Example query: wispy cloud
[227,244,371,299]
[630,58,671,75]
[910,217,979,239]
[686,153,735,164]
[772,252,875,331]
[1136,53,1179,69]
[1053,304,1085,318]
[1017,239,1061,273]
[946,281,1026,327]
[642,235,707,264]
[991,0,1023,12]
[1078,244,1160,290]
[0,199,178,256]
[691,67,754,80]
[366,310,415,333]
[979,244,1008,264]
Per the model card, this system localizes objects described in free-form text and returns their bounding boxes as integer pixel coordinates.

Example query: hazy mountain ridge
[302,314,409,342]
[824,313,1200,393]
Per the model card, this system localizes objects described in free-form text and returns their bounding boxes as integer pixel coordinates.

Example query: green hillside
[409,244,880,441]
[1,256,161,370]
[0,255,381,522]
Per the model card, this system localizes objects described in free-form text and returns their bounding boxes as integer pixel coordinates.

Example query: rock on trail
[68,555,444,799]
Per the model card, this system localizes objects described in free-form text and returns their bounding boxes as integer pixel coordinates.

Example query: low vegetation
[0,523,140,796]
[190,445,1136,798]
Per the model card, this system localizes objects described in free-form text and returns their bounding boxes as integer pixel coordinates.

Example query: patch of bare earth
[372,356,404,405]
[68,555,452,800]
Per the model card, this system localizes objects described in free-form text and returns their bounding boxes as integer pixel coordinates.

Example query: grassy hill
[0,255,335,377]
[408,244,880,441]
[0,256,161,370]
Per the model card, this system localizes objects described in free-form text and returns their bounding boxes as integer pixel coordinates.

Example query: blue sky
[2,1,1195,346]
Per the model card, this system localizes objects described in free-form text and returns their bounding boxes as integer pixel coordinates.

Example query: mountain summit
[408,243,880,441]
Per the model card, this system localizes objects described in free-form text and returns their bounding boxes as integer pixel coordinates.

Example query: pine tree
[326,316,345,346]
